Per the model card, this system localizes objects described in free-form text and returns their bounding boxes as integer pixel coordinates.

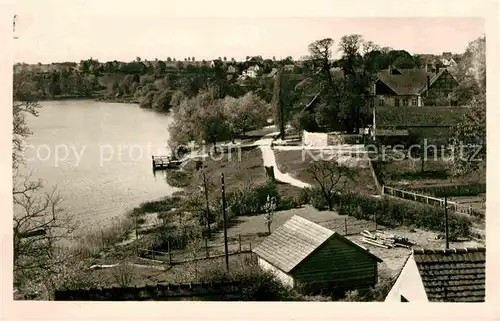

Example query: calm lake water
[21,100,179,229]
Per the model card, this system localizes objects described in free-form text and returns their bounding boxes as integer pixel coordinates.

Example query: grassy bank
[381,158,485,187]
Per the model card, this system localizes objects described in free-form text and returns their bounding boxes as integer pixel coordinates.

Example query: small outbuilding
[253,215,383,293]
[385,247,486,302]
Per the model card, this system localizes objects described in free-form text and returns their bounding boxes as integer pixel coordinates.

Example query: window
[379,98,384,106]
[394,98,400,107]
[401,295,409,302]
[403,98,409,106]
[411,97,418,106]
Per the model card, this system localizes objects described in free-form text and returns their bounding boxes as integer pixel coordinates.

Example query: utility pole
[202,171,211,236]
[135,211,139,255]
[221,173,229,272]
[444,196,449,249]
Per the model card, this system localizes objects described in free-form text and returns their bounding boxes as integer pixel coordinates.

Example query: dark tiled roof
[253,215,381,273]
[376,68,431,95]
[376,68,454,96]
[412,247,486,302]
[54,281,243,301]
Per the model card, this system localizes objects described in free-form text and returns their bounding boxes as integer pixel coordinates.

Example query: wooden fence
[316,216,378,236]
[382,185,485,216]
[138,236,255,265]
[137,215,377,265]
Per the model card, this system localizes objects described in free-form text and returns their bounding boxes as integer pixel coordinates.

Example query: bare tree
[12,68,77,297]
[263,195,277,235]
[307,160,353,211]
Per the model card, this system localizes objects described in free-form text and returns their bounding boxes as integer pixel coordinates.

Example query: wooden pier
[152,155,182,170]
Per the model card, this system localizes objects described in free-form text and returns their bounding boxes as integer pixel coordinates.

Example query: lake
[20,100,179,229]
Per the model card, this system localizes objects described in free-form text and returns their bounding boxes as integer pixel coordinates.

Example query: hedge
[410,183,486,197]
[376,106,467,127]
[337,193,471,238]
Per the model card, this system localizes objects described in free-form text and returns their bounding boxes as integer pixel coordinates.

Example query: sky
[13,1,485,64]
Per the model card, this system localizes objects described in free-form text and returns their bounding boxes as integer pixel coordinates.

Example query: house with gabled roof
[253,215,383,293]
[372,67,458,107]
[385,247,486,302]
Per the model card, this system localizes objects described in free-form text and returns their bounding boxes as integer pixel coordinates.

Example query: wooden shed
[253,215,383,293]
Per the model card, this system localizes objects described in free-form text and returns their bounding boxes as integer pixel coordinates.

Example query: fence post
[238,234,242,253]
[168,241,172,265]
[344,217,347,235]
[205,238,209,258]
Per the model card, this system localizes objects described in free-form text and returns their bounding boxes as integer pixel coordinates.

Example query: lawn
[274,149,378,194]
[382,158,486,188]
[173,147,304,201]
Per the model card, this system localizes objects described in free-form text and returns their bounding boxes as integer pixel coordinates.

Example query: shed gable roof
[412,247,486,302]
[253,215,381,273]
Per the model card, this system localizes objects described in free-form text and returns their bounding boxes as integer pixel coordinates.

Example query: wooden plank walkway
[152,155,182,170]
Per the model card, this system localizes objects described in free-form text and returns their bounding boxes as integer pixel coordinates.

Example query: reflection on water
[19,100,180,229]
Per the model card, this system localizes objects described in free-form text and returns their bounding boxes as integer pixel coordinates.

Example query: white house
[246,65,260,78]
[385,247,486,302]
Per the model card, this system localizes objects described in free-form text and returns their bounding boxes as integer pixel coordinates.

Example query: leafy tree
[169,90,232,150]
[156,60,167,75]
[450,91,486,176]
[224,92,268,137]
[152,89,174,111]
[338,34,364,75]
[170,90,185,108]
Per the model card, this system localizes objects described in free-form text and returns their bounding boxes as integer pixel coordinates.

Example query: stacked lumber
[360,230,414,249]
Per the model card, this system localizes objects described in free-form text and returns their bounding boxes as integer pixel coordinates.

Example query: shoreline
[35,95,140,105]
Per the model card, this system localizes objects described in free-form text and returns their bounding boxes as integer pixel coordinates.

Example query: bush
[411,183,486,197]
[309,187,328,211]
[277,195,299,210]
[198,266,302,301]
[337,193,471,238]
[149,224,201,251]
[298,188,310,205]
[132,196,182,215]
[166,170,193,188]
